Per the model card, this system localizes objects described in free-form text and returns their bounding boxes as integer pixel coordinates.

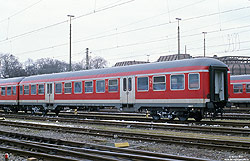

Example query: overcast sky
[0,0,250,66]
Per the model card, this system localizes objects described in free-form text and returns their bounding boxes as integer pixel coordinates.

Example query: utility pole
[176,18,181,60]
[67,14,74,71]
[147,54,150,62]
[202,32,207,57]
[86,48,89,70]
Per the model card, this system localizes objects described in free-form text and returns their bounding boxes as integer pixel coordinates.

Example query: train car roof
[0,77,25,86]
[231,75,250,81]
[20,58,227,83]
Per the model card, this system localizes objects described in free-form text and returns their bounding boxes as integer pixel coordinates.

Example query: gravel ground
[0,120,250,161]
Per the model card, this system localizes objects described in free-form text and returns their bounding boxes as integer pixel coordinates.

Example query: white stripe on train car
[135,99,209,104]
[18,98,209,104]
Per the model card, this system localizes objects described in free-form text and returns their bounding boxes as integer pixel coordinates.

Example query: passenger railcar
[0,77,24,112]
[230,75,250,107]
[0,58,230,121]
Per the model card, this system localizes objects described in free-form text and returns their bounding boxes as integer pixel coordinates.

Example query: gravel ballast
[0,119,249,161]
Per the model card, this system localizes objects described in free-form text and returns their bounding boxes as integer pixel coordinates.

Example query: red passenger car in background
[0,58,230,121]
[229,75,250,107]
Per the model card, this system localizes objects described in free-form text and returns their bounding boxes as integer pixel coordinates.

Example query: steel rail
[0,131,207,161]
[1,113,250,128]
[0,119,249,153]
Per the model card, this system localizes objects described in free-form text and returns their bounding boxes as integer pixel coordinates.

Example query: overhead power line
[14,23,250,56]
[0,0,135,43]
[0,0,43,24]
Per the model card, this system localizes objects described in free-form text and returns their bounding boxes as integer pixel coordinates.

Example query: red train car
[229,75,250,107]
[0,77,24,112]
[0,58,230,121]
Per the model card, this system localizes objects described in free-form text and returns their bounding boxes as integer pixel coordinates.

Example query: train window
[74,82,82,93]
[20,86,23,95]
[31,85,36,95]
[153,76,166,91]
[64,82,72,94]
[137,77,148,91]
[171,75,184,90]
[109,79,118,92]
[1,87,5,96]
[188,73,199,90]
[96,80,105,93]
[7,87,11,96]
[24,85,29,95]
[233,84,243,93]
[247,84,250,93]
[38,84,44,94]
[12,86,16,95]
[128,78,132,91]
[55,83,62,94]
[85,81,93,93]
[123,78,127,91]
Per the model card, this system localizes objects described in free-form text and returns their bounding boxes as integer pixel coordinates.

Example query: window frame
[123,78,127,91]
[153,75,166,91]
[170,74,185,90]
[7,86,12,96]
[20,85,23,95]
[55,83,62,94]
[233,84,243,93]
[137,76,149,92]
[74,81,82,94]
[24,85,29,95]
[12,86,16,96]
[96,80,105,93]
[38,84,45,95]
[108,79,118,92]
[128,78,132,91]
[31,84,37,95]
[64,82,72,94]
[1,87,5,96]
[85,81,93,93]
[188,73,200,90]
[246,84,250,93]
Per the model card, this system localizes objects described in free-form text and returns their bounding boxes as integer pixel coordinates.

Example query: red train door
[45,83,54,103]
[120,77,135,107]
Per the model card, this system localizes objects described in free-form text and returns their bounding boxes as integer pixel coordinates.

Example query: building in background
[157,54,250,75]
[114,60,148,67]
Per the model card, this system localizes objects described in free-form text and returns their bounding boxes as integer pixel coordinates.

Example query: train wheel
[152,114,160,120]
[42,110,48,116]
[55,110,60,116]
[178,115,188,121]
[194,112,202,122]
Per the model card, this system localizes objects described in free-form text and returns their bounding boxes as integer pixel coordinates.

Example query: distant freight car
[0,58,230,121]
[229,75,250,107]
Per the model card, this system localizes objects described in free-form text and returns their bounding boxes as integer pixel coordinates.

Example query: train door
[120,77,135,106]
[209,66,228,102]
[215,71,224,101]
[45,83,54,103]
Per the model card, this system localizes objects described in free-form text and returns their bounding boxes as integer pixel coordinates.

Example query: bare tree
[72,62,84,71]
[35,58,68,74]
[90,56,107,69]
[0,54,26,78]
[24,58,38,76]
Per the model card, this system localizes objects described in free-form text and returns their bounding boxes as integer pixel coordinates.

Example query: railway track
[1,112,249,128]
[0,119,250,153]
[0,126,207,161]
[2,114,250,136]
[61,110,250,120]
